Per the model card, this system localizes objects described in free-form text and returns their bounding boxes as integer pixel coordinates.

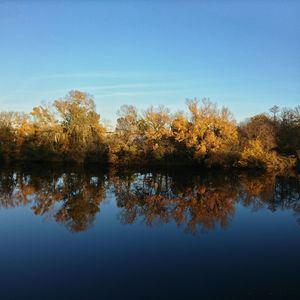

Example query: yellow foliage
[0,90,298,170]
[172,98,238,164]
[238,139,279,170]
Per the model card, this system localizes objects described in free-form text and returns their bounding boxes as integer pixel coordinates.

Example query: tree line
[0,90,299,171]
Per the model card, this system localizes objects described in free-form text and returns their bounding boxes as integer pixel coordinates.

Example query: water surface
[0,164,300,299]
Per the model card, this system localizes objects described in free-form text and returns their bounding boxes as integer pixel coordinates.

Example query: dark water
[0,164,300,300]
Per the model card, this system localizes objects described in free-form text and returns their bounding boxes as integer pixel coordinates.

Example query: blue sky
[0,0,299,124]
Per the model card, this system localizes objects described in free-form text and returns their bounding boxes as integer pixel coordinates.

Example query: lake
[0,164,300,299]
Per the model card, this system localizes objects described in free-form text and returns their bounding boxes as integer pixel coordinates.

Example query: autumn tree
[108,105,142,164]
[54,90,107,162]
[141,105,173,159]
[277,106,300,155]
[21,103,64,160]
[109,105,174,164]
[238,139,278,170]
[0,112,16,161]
[0,112,33,161]
[0,91,298,169]
[238,114,277,151]
[172,98,238,166]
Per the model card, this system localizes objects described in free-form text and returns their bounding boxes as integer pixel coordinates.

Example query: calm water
[0,164,300,300]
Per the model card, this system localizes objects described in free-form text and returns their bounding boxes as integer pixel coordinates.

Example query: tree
[269,105,279,120]
[26,103,63,160]
[142,105,173,159]
[0,112,16,161]
[54,90,107,162]
[109,105,174,163]
[238,139,278,170]
[238,114,277,151]
[0,91,298,169]
[172,98,238,166]
[0,112,33,161]
[108,105,141,164]
[277,106,300,155]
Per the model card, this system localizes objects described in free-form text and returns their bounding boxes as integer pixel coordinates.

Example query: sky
[0,0,299,124]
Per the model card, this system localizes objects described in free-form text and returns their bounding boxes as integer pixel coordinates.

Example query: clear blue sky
[0,0,299,124]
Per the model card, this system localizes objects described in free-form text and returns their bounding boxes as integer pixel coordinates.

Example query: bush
[238,139,295,171]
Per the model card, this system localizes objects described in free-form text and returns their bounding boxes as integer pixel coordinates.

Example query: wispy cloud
[76,83,163,92]
[6,83,180,98]
[34,71,124,80]
[95,90,180,98]
[0,83,183,107]
[31,70,178,81]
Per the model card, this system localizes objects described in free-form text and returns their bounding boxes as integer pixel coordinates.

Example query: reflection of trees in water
[238,173,300,219]
[238,174,277,211]
[0,166,106,232]
[112,172,237,233]
[0,166,300,233]
[112,170,300,233]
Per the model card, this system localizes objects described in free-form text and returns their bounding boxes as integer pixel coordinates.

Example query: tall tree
[54,90,107,162]
[109,105,141,163]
